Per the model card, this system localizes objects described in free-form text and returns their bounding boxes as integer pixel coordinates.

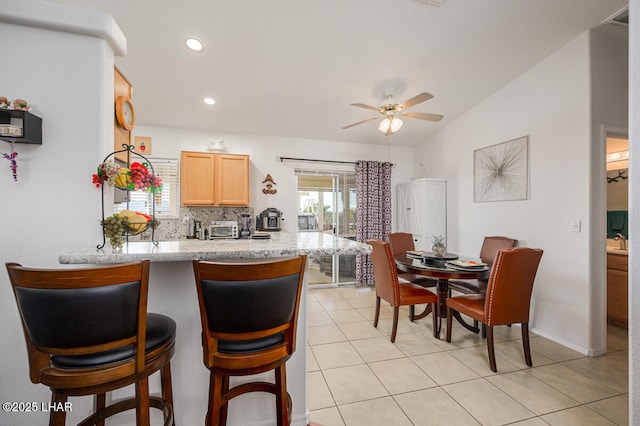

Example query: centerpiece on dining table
[420,234,458,267]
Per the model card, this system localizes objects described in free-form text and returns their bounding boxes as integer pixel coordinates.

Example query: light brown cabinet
[180,151,250,206]
[607,253,628,327]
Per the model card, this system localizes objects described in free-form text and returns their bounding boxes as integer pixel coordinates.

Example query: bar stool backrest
[6,260,150,382]
[193,256,306,371]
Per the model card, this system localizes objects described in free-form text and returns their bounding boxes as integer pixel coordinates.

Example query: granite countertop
[59,232,371,264]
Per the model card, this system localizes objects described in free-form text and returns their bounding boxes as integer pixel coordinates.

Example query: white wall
[415,33,595,353]
[133,125,417,233]
[589,24,629,353]
[0,7,120,425]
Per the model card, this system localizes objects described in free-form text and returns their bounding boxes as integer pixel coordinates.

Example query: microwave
[209,220,239,239]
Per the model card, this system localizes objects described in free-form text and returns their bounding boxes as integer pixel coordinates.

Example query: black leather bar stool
[192,256,306,426]
[6,260,176,426]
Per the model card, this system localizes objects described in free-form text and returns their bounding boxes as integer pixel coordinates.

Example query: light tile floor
[307,286,629,426]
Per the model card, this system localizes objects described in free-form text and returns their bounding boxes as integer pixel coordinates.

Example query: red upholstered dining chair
[388,232,438,289]
[447,236,518,295]
[448,236,518,333]
[367,239,439,342]
[192,256,306,426]
[446,247,543,372]
[5,260,176,426]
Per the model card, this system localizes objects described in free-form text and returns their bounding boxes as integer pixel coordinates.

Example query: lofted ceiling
[48,0,627,146]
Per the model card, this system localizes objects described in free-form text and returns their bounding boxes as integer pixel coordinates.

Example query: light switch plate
[571,219,581,233]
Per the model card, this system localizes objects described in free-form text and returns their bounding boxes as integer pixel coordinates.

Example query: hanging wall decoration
[262,174,277,194]
[474,136,528,202]
[607,169,627,183]
[2,143,17,181]
[134,136,152,156]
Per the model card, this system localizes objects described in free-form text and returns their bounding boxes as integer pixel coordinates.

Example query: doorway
[296,169,357,286]
[605,130,629,333]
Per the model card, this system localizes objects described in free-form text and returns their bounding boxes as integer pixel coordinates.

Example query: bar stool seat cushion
[51,313,176,369]
[218,332,285,354]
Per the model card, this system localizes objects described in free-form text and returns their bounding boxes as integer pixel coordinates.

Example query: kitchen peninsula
[59,232,367,264]
[59,232,371,426]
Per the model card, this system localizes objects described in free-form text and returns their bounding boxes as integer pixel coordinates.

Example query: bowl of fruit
[101,210,158,249]
[119,210,153,235]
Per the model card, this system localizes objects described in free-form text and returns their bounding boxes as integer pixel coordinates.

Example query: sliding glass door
[296,169,357,286]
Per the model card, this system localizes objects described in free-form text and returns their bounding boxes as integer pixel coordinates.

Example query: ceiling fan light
[390,117,403,132]
[378,118,391,133]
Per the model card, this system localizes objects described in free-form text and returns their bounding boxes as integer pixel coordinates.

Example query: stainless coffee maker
[256,208,283,231]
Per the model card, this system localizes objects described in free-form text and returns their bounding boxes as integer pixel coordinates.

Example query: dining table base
[420,278,481,338]
[409,304,432,321]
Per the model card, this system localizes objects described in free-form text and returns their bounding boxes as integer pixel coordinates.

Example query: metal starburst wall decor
[474,136,528,202]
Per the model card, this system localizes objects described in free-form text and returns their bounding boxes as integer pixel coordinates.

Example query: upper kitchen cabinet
[214,154,250,206]
[180,151,250,206]
[181,151,214,205]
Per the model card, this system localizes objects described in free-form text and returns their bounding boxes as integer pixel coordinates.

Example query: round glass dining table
[394,253,490,338]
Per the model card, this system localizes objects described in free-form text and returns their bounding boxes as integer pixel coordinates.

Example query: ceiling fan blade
[351,103,380,112]
[342,116,380,129]
[399,92,434,110]
[402,111,444,122]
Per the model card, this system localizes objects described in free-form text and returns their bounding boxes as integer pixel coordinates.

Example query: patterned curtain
[355,161,393,286]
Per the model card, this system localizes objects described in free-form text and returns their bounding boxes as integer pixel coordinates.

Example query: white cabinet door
[397,183,411,233]
[396,178,446,250]
[412,179,446,240]
[413,235,429,251]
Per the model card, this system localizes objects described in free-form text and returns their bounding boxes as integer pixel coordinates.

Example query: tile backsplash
[132,206,254,241]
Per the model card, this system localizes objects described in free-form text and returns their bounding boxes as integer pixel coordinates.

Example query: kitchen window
[114,158,179,219]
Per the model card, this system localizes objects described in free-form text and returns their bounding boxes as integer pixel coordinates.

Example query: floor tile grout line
[521,359,625,400]
[559,359,629,394]
[436,378,525,426]
[308,287,628,425]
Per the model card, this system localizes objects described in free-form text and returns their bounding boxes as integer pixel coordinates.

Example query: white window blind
[115,158,179,219]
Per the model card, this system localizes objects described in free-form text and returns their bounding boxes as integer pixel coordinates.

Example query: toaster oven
[209,220,239,239]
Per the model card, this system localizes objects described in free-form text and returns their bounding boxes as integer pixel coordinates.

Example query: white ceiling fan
[342,88,444,136]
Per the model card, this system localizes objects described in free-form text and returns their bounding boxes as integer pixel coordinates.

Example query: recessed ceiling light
[416,0,445,5]
[203,97,216,105]
[185,38,204,52]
